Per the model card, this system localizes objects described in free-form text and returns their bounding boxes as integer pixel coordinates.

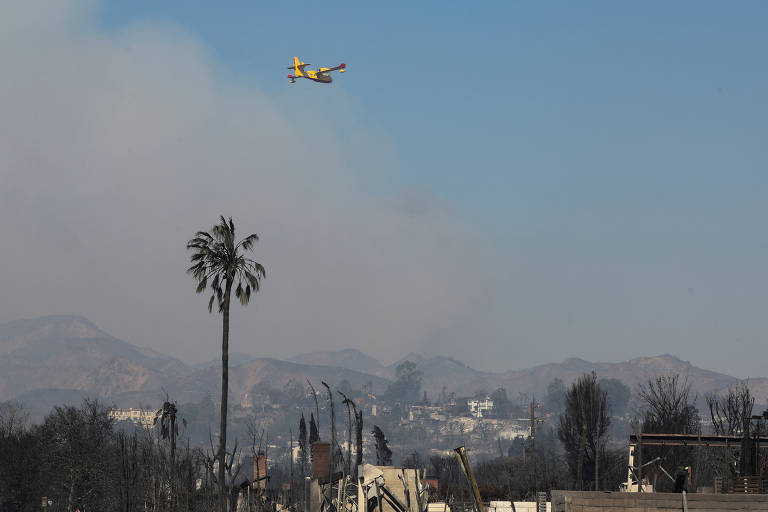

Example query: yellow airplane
[287,56,346,84]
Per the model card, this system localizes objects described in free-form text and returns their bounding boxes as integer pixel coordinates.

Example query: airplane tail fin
[293,56,304,77]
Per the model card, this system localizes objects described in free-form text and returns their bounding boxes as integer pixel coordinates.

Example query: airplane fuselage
[288,58,344,84]
[304,71,333,83]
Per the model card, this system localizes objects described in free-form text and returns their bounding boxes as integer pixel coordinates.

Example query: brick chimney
[253,452,267,489]
[312,442,330,481]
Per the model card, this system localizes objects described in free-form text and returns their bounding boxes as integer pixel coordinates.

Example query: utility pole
[517,400,544,492]
[530,401,536,486]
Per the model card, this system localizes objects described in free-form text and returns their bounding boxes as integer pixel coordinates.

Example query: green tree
[385,361,423,403]
[490,387,513,418]
[598,378,631,416]
[545,378,566,414]
[338,379,353,398]
[187,216,265,511]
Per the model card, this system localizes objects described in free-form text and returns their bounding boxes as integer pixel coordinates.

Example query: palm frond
[236,233,259,251]
[187,216,266,313]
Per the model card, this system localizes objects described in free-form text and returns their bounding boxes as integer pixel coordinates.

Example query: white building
[467,397,494,418]
[108,408,156,429]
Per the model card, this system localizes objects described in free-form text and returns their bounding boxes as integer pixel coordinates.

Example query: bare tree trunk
[577,403,586,490]
[322,382,336,508]
[171,412,177,512]
[355,411,363,471]
[594,397,601,491]
[345,404,352,478]
[307,379,320,435]
[339,392,355,479]
[322,382,336,477]
[219,280,233,512]
[67,474,76,512]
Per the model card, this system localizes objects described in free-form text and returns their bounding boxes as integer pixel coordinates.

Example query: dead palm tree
[187,216,265,512]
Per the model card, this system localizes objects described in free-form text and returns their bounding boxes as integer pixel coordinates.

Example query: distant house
[108,408,156,429]
[467,397,494,418]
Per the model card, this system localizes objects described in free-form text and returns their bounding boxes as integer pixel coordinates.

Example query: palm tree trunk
[345,403,352,478]
[219,280,232,512]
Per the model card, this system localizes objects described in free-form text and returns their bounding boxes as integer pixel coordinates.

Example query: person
[673,466,690,493]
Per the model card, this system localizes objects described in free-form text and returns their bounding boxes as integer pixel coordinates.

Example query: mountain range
[1,315,765,418]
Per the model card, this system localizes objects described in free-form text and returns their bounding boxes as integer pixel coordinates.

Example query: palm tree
[187,216,265,511]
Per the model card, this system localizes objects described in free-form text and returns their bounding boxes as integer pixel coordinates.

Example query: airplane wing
[318,63,346,74]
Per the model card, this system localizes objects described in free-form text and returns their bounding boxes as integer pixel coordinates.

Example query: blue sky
[98,2,768,235]
[2,2,767,377]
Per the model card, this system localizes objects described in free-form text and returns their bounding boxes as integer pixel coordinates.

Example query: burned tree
[321,382,337,475]
[355,410,364,470]
[707,382,754,436]
[557,372,610,490]
[639,375,699,435]
[372,425,392,466]
[40,399,117,512]
[309,413,319,445]
[706,382,759,483]
[637,374,700,491]
[306,379,320,435]
[338,391,354,478]
[298,414,308,478]
[154,397,183,510]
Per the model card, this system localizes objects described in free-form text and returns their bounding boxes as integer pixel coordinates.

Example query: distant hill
[0,316,392,414]
[288,349,384,374]
[491,354,738,403]
[170,357,391,406]
[295,350,740,402]
[192,352,260,369]
[10,388,91,420]
[382,353,489,399]
[0,315,190,401]
[737,378,768,406]
[0,315,758,418]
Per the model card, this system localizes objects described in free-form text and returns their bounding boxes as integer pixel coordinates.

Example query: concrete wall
[487,500,550,512]
[357,466,421,512]
[551,490,768,511]
[486,501,551,512]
